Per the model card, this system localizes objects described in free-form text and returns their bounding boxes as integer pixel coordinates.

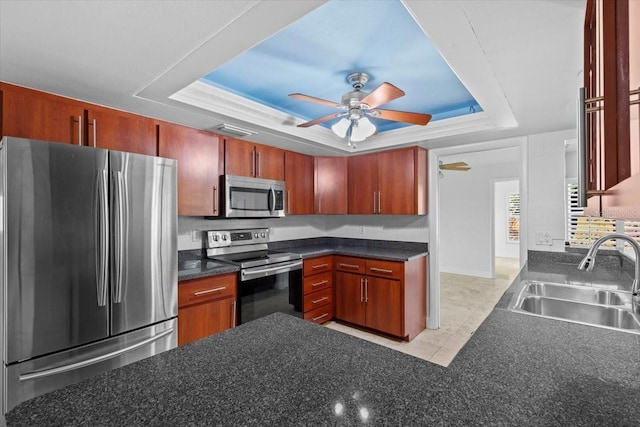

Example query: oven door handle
[241,260,302,281]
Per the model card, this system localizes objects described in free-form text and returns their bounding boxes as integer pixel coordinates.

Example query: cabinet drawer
[303,271,332,294]
[303,287,333,312]
[304,303,333,324]
[365,259,403,280]
[179,274,236,308]
[334,256,365,274]
[303,255,333,276]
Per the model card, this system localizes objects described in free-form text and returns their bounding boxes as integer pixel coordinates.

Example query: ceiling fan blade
[360,83,405,109]
[372,108,432,126]
[289,93,344,109]
[297,112,342,128]
[439,165,471,171]
[440,162,469,168]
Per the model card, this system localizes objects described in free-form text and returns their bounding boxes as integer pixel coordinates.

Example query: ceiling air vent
[212,124,256,138]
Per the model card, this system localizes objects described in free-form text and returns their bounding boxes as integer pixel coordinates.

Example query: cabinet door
[285,151,314,214]
[178,298,235,346]
[255,143,284,180]
[315,156,348,214]
[224,137,256,177]
[87,106,156,155]
[365,276,403,337]
[348,153,378,214]
[1,83,84,145]
[159,123,220,216]
[378,148,416,215]
[334,272,366,326]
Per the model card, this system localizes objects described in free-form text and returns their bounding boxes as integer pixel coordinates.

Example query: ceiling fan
[289,72,432,147]
[438,161,471,178]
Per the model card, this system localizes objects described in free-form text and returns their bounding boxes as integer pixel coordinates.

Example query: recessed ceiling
[0,0,585,155]
[197,0,482,134]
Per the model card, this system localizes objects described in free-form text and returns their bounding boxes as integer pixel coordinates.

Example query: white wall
[178,214,429,251]
[439,149,519,278]
[527,129,575,252]
[494,180,520,258]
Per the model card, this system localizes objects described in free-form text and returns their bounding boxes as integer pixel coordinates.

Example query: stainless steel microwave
[221,174,286,218]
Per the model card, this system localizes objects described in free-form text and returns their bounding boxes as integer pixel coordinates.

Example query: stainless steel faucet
[578,233,640,302]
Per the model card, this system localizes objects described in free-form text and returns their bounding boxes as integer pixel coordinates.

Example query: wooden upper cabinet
[348,153,378,214]
[224,137,284,181]
[284,151,315,215]
[315,156,347,214]
[378,147,427,215]
[348,147,428,215]
[86,105,157,155]
[158,122,221,216]
[1,82,84,145]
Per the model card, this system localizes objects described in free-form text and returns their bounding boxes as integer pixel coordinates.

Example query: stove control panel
[206,228,270,249]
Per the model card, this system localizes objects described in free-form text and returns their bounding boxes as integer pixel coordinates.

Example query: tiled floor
[325,257,521,367]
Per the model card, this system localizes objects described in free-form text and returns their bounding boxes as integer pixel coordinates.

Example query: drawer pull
[312,296,329,304]
[193,286,226,296]
[312,313,329,321]
[370,267,394,274]
[311,280,328,287]
[339,263,359,269]
[312,263,329,269]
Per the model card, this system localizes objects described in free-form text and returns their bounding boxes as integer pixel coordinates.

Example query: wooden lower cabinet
[334,255,426,341]
[302,256,334,324]
[178,273,237,346]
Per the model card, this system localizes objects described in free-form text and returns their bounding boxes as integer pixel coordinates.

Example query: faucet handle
[578,256,595,272]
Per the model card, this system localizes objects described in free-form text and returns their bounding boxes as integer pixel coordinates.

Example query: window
[507,193,520,242]
[566,182,639,251]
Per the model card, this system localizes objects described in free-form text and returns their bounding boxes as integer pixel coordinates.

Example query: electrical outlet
[360,225,365,234]
[535,231,552,246]
[191,230,200,242]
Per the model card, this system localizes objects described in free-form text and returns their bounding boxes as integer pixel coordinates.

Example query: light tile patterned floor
[325,257,521,367]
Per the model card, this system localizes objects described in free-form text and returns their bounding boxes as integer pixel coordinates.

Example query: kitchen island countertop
[7,255,640,425]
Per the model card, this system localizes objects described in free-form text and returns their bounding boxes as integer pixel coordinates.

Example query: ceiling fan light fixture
[349,117,376,142]
[331,118,350,138]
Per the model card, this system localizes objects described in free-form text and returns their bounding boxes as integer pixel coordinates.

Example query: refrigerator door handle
[96,170,109,307]
[113,171,126,304]
[18,327,175,382]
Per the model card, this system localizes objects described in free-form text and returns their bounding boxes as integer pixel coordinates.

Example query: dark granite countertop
[177,253,238,282]
[7,252,640,425]
[177,237,428,281]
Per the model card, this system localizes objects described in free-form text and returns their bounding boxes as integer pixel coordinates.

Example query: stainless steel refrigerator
[0,137,178,414]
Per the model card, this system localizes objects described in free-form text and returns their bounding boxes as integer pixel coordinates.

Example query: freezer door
[109,151,177,335]
[4,138,110,364]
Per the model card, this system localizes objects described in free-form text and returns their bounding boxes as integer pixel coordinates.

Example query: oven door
[237,260,303,324]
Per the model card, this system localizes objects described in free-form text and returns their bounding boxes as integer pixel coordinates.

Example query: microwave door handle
[268,187,275,214]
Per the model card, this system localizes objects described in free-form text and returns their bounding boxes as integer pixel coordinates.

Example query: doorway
[493,179,520,280]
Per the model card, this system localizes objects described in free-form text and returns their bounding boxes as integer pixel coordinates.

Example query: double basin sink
[509,280,640,334]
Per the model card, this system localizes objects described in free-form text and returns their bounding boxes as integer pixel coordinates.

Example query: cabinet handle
[312,263,328,270]
[213,185,218,214]
[377,191,382,214]
[369,267,393,274]
[251,149,256,177]
[360,278,364,302]
[287,191,291,214]
[91,119,97,148]
[339,263,359,270]
[373,191,376,214]
[232,299,236,327]
[318,197,321,214]
[312,312,329,322]
[312,296,329,304]
[311,280,328,287]
[364,278,369,302]
[256,150,261,177]
[77,115,83,146]
[193,286,226,296]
